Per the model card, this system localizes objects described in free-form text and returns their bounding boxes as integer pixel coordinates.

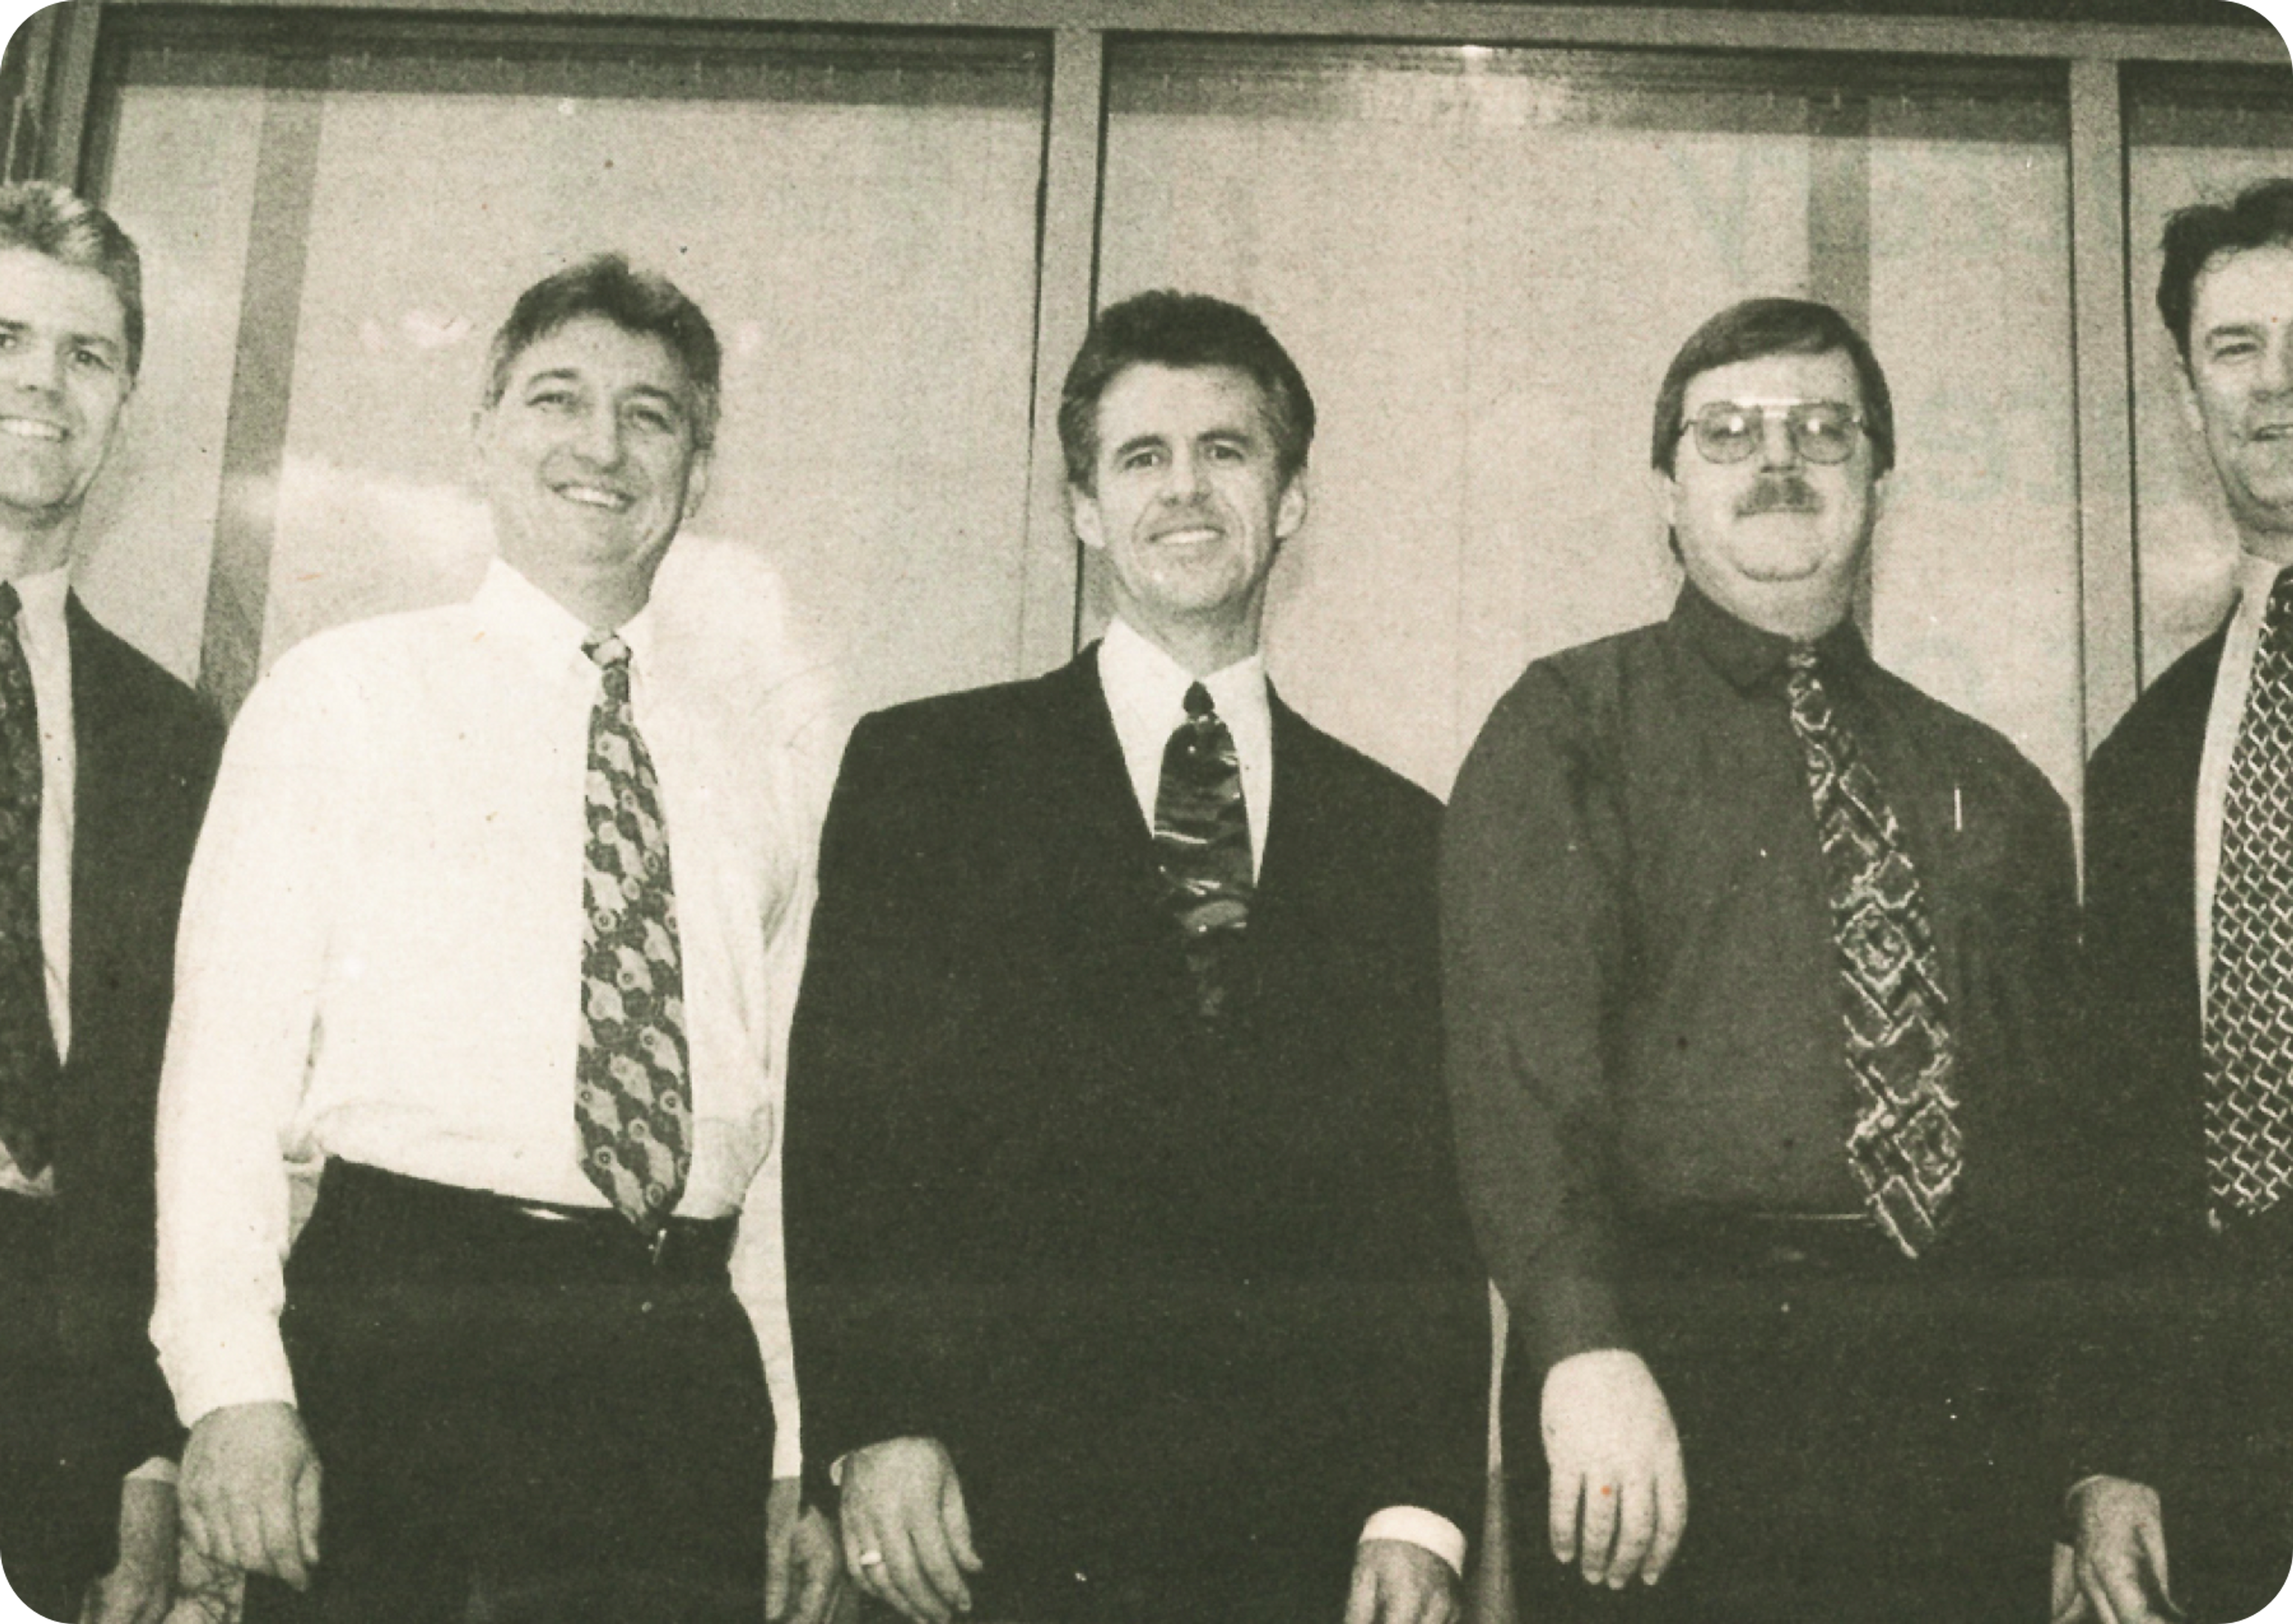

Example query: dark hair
[484,253,721,450]
[1650,297,1895,477]
[2157,179,2293,365]
[1058,290,1314,491]
[0,181,143,378]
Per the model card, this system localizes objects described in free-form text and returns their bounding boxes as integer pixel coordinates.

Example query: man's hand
[767,1475,844,1624]
[1541,1348,1687,1589]
[179,1401,322,1590]
[2052,1477,2181,1624]
[836,1437,981,1623]
[80,1475,176,1624]
[1342,1538,1459,1624]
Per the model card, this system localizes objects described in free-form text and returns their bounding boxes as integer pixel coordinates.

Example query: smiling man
[2070,179,2293,1624]
[150,255,840,1624]
[0,183,221,1624]
[785,290,1489,1624]
[1443,297,2079,1620]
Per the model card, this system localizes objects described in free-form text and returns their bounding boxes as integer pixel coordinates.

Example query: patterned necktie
[2205,571,2293,1222]
[1153,681,1254,1020]
[576,633,690,1237]
[1785,645,1962,1256]
[0,584,54,1177]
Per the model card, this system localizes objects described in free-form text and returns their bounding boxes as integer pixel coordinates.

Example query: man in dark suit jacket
[0,182,221,1622]
[2067,179,2293,1624]
[785,291,1489,1624]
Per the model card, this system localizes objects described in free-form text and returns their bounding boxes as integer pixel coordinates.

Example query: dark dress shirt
[1443,583,2080,1374]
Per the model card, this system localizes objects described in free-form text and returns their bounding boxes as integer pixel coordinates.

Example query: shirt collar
[1671,578,1869,694]
[469,556,660,674]
[2234,550,2288,618]
[5,565,70,657]
[1099,614,1268,732]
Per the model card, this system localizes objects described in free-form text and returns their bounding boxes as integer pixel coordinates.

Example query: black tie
[1152,682,1253,1020]
[0,583,57,1176]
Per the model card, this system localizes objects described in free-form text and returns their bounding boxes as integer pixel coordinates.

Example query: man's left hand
[1342,1539,1459,1624]
[81,1476,177,1624]
[767,1475,844,1624]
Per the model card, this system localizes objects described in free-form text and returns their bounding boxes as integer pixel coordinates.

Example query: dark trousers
[1507,1219,2051,1624]
[0,1192,108,1622]
[247,1162,774,1624]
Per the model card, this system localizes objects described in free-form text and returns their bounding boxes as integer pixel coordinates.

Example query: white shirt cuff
[1359,1505,1467,1574]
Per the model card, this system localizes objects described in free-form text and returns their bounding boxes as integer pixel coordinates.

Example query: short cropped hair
[1058,290,1314,492]
[1650,297,1895,478]
[2157,179,2293,365]
[483,253,721,451]
[0,181,143,378]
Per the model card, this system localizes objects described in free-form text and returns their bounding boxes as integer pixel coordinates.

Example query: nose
[2263,331,2293,399]
[1162,445,1210,500]
[1757,410,1800,470]
[5,341,63,401]
[571,401,625,467]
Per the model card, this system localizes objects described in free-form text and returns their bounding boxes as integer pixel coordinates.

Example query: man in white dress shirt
[154,254,840,1624]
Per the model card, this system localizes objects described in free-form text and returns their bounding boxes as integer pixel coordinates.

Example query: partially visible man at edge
[149,254,841,1623]
[0,180,217,1624]
[2065,177,2293,1624]
[1444,297,2080,1620]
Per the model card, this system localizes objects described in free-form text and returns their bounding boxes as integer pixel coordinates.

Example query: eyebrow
[0,318,122,356]
[518,368,688,416]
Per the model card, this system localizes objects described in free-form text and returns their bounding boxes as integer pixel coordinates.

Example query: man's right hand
[837,1437,981,1623]
[1541,1348,1687,1589]
[2053,1477,2180,1624]
[178,1401,322,1591]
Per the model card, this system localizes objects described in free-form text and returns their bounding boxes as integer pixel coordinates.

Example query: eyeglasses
[1679,399,1867,466]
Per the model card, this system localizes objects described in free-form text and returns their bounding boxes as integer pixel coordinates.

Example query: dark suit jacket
[785,645,1488,1616]
[50,596,221,1497]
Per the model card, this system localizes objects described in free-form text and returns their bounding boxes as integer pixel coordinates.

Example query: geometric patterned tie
[2205,570,2293,1223]
[574,633,690,1238]
[1152,681,1254,1021]
[1785,645,1962,1257]
[0,583,57,1177]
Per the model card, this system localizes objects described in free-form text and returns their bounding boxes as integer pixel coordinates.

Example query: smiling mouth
[0,418,65,443]
[2254,424,2293,442]
[1149,526,1224,546]
[555,482,634,512]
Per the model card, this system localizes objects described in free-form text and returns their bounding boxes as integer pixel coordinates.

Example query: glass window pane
[1102,40,2077,802]
[2126,63,2293,679]
[88,16,1050,727]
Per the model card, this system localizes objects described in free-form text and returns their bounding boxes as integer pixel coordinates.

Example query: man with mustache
[2067,178,2293,1624]
[150,255,840,1623]
[785,290,1489,1623]
[1443,297,2078,1619]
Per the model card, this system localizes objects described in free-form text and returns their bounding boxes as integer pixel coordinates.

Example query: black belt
[309,1160,739,1284]
[1622,1208,1909,1278]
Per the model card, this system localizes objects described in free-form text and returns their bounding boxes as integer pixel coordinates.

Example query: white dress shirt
[153,558,812,1478]
[2195,550,2291,1016]
[0,567,72,1200]
[1095,614,1467,1576]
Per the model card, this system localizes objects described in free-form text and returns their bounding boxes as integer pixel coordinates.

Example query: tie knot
[1182,681,1215,720]
[583,632,630,671]
[1787,643,1820,675]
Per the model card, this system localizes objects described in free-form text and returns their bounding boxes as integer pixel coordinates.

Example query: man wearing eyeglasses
[1442,297,2079,1620]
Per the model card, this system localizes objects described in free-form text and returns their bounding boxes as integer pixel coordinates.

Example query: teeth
[0,419,63,442]
[558,485,630,510]
[1157,528,1221,545]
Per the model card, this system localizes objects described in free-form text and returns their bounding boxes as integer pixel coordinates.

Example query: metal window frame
[26,0,2293,751]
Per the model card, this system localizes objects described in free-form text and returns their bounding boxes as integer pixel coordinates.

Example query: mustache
[1738,475,1821,516]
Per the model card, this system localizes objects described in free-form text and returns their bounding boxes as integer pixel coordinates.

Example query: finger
[841,1515,892,1607]
[879,1525,952,1624]
[909,1502,972,1616]
[260,1490,310,1592]
[767,1517,792,1623]
[295,1455,323,1569]
[940,1475,983,1575]
[794,1539,835,1624]
[2136,1511,2177,1615]
[222,1498,268,1582]
[1579,1475,1621,1585]
[1548,1469,1581,1565]
[1647,1454,1688,1583]
[177,1492,213,1568]
[1342,1555,1379,1624]
[1607,1478,1655,1589]
[2077,1557,2126,1624]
